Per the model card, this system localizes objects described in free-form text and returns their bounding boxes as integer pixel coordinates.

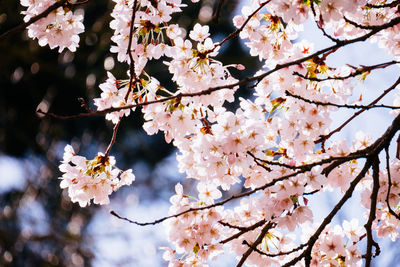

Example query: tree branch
[236,221,275,267]
[104,119,121,157]
[126,0,139,102]
[219,219,267,244]
[242,239,307,258]
[384,146,400,220]
[365,156,381,267]
[366,0,400,8]
[285,90,400,110]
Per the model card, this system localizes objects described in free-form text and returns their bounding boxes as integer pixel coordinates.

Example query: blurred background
[0,0,258,266]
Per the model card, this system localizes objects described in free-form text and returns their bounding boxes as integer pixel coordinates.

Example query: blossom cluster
[59,145,135,207]
[109,0,185,73]
[20,0,84,52]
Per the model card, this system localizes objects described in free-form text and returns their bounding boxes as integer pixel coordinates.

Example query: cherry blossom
[13,0,400,266]
[20,0,84,52]
[59,145,135,207]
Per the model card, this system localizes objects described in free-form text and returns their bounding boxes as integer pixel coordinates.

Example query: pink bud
[236,64,245,70]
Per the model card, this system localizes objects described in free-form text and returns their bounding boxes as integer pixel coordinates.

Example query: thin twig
[242,240,307,258]
[311,3,342,44]
[37,76,253,120]
[397,134,400,159]
[236,222,275,267]
[366,0,400,8]
[218,220,250,231]
[248,149,368,176]
[104,119,121,157]
[126,0,139,102]
[286,90,400,110]
[210,0,272,52]
[219,219,267,244]
[344,15,400,30]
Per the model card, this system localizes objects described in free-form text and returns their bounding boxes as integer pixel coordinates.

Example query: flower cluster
[162,183,224,265]
[59,145,135,207]
[304,221,364,266]
[109,0,184,73]
[20,0,84,52]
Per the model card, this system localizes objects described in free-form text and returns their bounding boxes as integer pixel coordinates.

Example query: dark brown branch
[102,0,139,158]
[242,240,307,258]
[285,90,400,110]
[365,157,381,267]
[109,149,364,226]
[126,0,139,102]
[0,1,64,40]
[397,134,400,159]
[220,219,267,244]
[236,221,275,267]
[248,151,298,170]
[248,149,368,176]
[366,0,400,9]
[247,151,274,171]
[303,189,320,195]
[310,3,342,44]
[385,147,400,220]
[344,14,400,30]
[0,0,92,41]
[104,119,121,157]
[37,108,97,120]
[219,220,250,231]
